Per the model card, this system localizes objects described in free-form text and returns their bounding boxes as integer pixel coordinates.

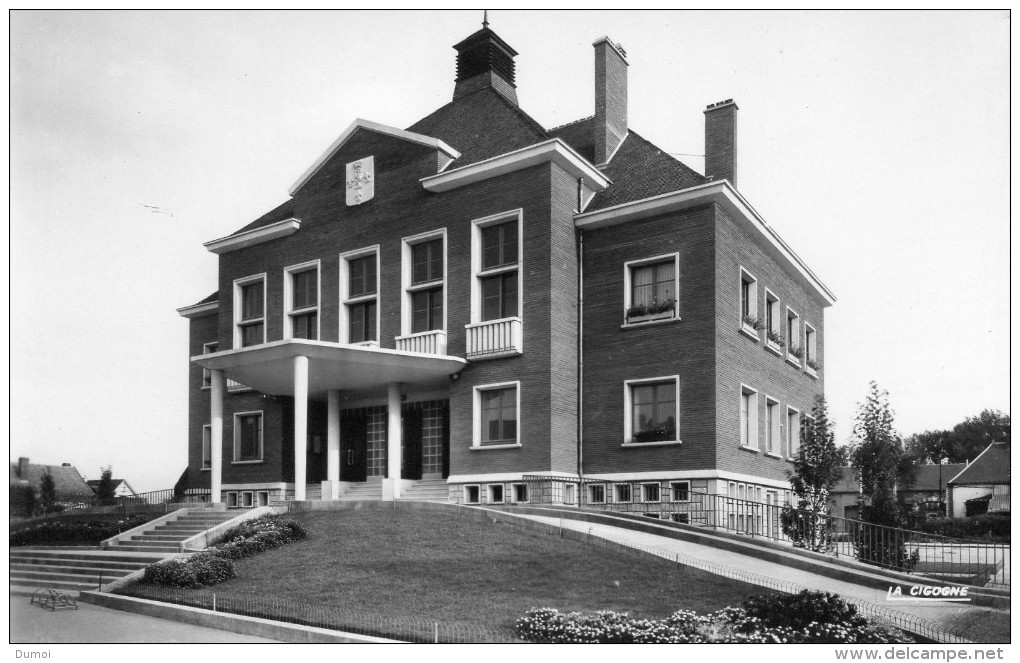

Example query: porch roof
[192,339,467,398]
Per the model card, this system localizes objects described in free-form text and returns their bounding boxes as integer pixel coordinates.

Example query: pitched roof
[948,441,1010,485]
[86,478,133,493]
[406,86,549,168]
[9,461,94,501]
[832,463,968,494]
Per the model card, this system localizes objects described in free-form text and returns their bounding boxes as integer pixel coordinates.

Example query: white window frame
[470,209,523,324]
[588,483,606,504]
[240,491,254,508]
[201,341,218,389]
[340,246,381,346]
[623,375,681,446]
[257,491,270,507]
[786,306,802,365]
[463,485,481,504]
[225,491,238,508]
[614,483,633,503]
[764,288,782,352]
[201,424,212,471]
[487,483,505,504]
[401,229,447,336]
[804,322,818,374]
[283,260,321,341]
[669,480,691,502]
[740,384,759,450]
[232,410,264,464]
[641,482,661,503]
[510,483,527,503]
[765,396,781,456]
[233,273,267,348]
[471,381,521,449]
[622,252,680,326]
[787,406,801,459]
[739,266,759,339]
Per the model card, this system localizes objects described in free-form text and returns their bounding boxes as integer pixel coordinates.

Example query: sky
[9,10,1010,492]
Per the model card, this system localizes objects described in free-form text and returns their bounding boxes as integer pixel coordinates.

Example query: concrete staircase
[337,481,384,501]
[9,548,167,596]
[104,509,238,554]
[401,478,450,502]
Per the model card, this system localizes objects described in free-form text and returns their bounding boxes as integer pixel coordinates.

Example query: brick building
[177,22,835,509]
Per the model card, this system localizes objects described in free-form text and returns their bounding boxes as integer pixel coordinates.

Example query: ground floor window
[233,412,263,462]
[464,485,480,504]
[474,382,519,446]
[488,484,504,504]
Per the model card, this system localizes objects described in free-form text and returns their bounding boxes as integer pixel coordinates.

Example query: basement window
[510,483,527,503]
[487,484,505,504]
[615,484,632,503]
[588,484,606,504]
[464,485,480,504]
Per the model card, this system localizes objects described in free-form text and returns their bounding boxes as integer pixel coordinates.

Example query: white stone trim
[470,209,523,325]
[177,300,218,318]
[583,469,792,490]
[401,228,447,337]
[204,218,300,255]
[447,470,577,484]
[290,118,460,196]
[574,180,836,306]
[623,375,680,445]
[473,380,520,447]
[283,259,321,341]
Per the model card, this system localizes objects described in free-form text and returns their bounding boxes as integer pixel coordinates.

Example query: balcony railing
[227,379,252,393]
[395,330,447,355]
[465,318,522,360]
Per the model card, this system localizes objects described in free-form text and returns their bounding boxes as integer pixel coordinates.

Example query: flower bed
[142,515,307,588]
[514,590,913,644]
[10,514,152,546]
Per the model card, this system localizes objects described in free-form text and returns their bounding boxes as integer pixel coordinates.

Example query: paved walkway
[507,511,1006,641]
[9,596,279,643]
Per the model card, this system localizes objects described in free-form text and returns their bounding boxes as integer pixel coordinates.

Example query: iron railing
[521,475,1010,588]
[117,584,520,643]
[31,488,213,519]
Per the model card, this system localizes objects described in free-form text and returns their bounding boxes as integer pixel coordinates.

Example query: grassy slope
[195,509,766,629]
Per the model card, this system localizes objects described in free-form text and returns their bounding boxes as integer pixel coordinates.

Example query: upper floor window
[405,234,445,334]
[739,267,759,336]
[764,289,782,350]
[804,323,818,372]
[740,384,759,449]
[473,382,519,447]
[765,396,780,455]
[787,407,801,458]
[234,275,266,348]
[201,342,218,388]
[472,212,521,323]
[624,376,679,444]
[342,248,379,344]
[285,262,319,340]
[786,307,802,363]
[624,254,679,325]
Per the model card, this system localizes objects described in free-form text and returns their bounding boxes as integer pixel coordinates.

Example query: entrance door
[340,410,368,482]
[401,405,423,480]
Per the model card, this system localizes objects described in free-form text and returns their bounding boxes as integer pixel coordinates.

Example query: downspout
[576,177,585,490]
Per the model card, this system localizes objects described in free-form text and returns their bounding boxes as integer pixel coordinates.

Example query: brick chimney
[593,37,628,165]
[704,99,738,187]
[17,457,29,478]
[452,21,519,105]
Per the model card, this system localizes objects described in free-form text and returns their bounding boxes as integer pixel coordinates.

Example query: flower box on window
[788,345,805,360]
[632,426,676,443]
[742,314,763,332]
[626,298,676,324]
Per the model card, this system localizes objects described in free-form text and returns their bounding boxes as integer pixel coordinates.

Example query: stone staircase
[104,509,239,554]
[337,481,384,501]
[401,478,450,502]
[10,548,168,596]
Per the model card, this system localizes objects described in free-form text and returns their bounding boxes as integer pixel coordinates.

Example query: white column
[209,369,225,504]
[324,389,341,500]
[293,355,309,501]
[386,382,402,500]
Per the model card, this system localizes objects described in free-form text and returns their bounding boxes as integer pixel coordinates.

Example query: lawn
[124,508,768,637]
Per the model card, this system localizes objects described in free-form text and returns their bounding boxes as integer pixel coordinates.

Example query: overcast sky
[10,10,1010,491]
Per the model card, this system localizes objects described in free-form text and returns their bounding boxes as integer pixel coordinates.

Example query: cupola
[452,14,519,105]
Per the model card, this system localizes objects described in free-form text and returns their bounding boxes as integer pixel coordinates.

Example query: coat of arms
[345,156,375,206]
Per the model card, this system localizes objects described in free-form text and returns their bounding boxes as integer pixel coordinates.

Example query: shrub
[913,514,1009,541]
[143,553,236,588]
[514,591,914,644]
[207,514,307,561]
[10,515,151,546]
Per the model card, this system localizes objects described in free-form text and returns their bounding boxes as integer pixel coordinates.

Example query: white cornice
[204,218,301,255]
[288,118,461,196]
[420,138,611,194]
[575,181,836,306]
[176,301,218,318]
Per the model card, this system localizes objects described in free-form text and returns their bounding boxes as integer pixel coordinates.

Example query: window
[405,234,445,333]
[588,484,606,504]
[472,212,521,323]
[564,484,576,504]
[765,397,780,455]
[233,411,263,462]
[740,385,759,449]
[234,275,266,347]
[786,307,801,362]
[671,513,690,524]
[615,484,632,503]
[669,481,690,502]
[487,484,505,504]
[787,407,801,458]
[464,485,480,504]
[257,491,270,507]
[225,492,238,508]
[739,268,758,332]
[473,382,519,446]
[240,491,254,508]
[805,323,818,370]
[765,289,781,348]
[624,254,679,323]
[625,376,679,444]
[642,483,661,503]
[201,342,218,388]
[285,262,320,340]
[342,248,379,344]
[201,424,212,469]
[511,483,527,503]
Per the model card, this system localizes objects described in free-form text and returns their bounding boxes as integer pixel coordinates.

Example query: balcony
[227,379,253,393]
[395,330,447,355]
[466,317,522,360]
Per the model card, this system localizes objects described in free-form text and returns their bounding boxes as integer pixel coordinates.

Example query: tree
[904,410,1010,464]
[848,382,918,571]
[782,396,841,552]
[39,470,57,513]
[96,465,117,505]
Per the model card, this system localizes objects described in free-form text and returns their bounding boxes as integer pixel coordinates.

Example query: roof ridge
[548,115,594,132]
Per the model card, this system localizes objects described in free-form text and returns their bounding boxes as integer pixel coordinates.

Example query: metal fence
[117,584,520,643]
[17,489,214,522]
[522,475,1009,589]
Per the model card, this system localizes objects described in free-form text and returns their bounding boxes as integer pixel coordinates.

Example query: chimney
[593,37,628,165]
[62,462,72,467]
[704,99,738,187]
[452,21,519,105]
[17,457,29,478]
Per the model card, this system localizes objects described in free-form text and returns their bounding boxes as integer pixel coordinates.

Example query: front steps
[9,549,167,596]
[274,479,450,505]
[401,479,450,502]
[104,509,239,554]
